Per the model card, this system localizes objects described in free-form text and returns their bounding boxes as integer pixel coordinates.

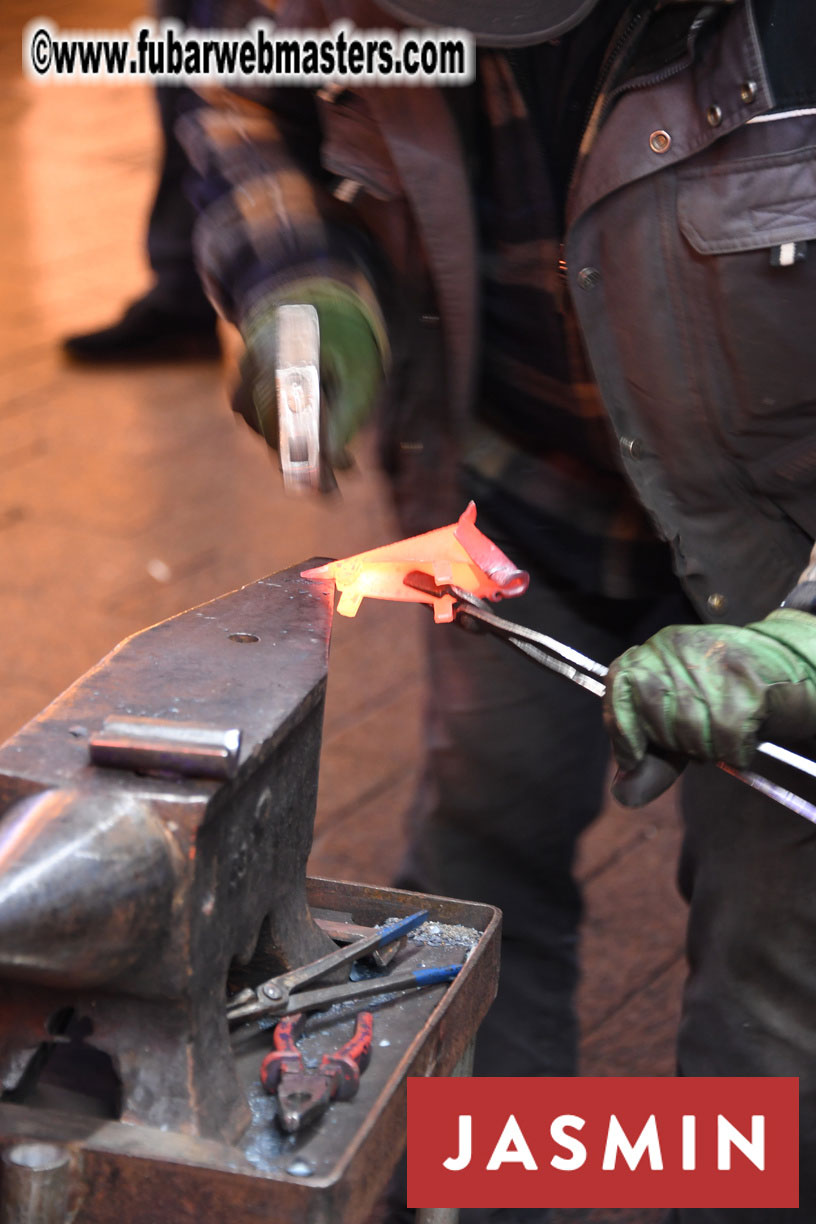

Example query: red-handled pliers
[260,1011,374,1132]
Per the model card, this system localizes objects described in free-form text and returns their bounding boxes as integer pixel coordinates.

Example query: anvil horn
[0,788,177,987]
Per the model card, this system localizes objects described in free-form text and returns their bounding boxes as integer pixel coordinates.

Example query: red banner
[407,1077,798,1209]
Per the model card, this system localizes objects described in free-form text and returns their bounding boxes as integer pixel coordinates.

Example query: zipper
[565,4,647,198]
[567,2,718,197]
[600,4,717,117]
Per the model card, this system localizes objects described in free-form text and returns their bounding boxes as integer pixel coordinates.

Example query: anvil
[0,562,338,1144]
[0,560,500,1224]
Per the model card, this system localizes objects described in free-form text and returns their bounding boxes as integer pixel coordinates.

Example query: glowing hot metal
[301,501,529,621]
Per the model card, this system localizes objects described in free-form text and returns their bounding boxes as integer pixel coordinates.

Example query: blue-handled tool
[227,911,461,1025]
[237,963,462,1024]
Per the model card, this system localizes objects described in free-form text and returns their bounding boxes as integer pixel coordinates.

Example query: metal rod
[504,635,607,697]
[717,765,816,826]
[756,740,816,781]
[452,592,610,679]
[0,1144,73,1224]
[89,715,242,781]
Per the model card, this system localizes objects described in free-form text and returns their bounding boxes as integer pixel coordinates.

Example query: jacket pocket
[678,146,816,254]
[676,146,816,430]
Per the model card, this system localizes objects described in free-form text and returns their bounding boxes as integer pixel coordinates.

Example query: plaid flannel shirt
[178,12,387,345]
[182,0,675,599]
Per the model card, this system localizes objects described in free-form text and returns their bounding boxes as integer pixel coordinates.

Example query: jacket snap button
[620,436,643,460]
[740,79,758,104]
[707,593,728,615]
[706,104,723,127]
[649,130,671,153]
[577,267,601,291]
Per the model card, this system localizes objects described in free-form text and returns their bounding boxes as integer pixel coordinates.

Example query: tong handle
[274,909,429,995]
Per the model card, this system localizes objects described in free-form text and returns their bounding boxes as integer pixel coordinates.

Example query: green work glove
[236,277,387,475]
[603,608,816,806]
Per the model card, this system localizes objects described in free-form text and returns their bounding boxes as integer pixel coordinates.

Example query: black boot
[63,295,220,363]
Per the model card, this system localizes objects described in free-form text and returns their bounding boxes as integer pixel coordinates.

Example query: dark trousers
[395,513,816,1223]
[145,0,214,320]
[670,763,816,1223]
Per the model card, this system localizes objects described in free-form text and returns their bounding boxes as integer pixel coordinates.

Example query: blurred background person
[62,0,219,362]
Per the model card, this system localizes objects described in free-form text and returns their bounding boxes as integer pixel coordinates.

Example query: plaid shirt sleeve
[178,1,386,340]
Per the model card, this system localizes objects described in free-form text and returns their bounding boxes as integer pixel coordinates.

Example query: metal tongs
[226,910,462,1027]
[404,572,816,827]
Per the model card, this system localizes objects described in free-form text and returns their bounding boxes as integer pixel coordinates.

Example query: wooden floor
[2,4,686,1220]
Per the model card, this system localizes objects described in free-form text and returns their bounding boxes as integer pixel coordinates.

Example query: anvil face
[0,563,337,1142]
[0,562,335,802]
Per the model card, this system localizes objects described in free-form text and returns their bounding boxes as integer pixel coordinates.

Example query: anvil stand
[0,563,500,1224]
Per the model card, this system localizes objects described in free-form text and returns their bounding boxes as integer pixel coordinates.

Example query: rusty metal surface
[0,880,500,1224]
[0,564,339,1143]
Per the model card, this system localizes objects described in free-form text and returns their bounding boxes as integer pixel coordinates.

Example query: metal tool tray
[0,878,500,1224]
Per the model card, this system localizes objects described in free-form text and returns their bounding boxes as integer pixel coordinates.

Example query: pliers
[260,1010,374,1132]
[403,572,816,827]
[226,909,462,1027]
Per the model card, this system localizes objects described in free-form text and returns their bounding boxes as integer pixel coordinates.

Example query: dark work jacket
[188,0,816,625]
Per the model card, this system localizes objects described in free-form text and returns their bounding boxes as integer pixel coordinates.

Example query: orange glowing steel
[302,502,529,622]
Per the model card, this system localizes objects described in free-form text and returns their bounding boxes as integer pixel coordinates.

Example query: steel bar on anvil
[0,562,338,1144]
